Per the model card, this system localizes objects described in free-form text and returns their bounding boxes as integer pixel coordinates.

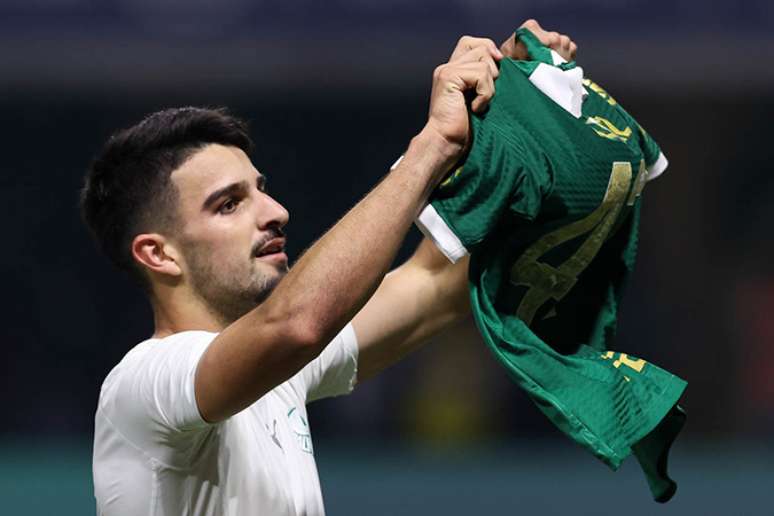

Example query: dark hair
[81,106,253,288]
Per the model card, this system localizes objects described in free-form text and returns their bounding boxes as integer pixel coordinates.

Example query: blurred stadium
[2,1,773,514]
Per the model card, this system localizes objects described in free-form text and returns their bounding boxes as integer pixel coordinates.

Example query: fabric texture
[417,28,686,502]
[93,324,358,516]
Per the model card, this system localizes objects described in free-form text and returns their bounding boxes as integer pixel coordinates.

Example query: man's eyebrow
[202,181,248,211]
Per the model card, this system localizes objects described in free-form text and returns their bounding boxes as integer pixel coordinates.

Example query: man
[83,20,576,515]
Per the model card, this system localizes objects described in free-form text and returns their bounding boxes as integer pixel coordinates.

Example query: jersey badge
[586,116,632,143]
[288,407,313,454]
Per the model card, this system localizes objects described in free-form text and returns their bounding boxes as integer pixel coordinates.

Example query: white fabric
[646,151,669,182]
[550,49,567,66]
[93,324,359,516]
[528,63,587,119]
[396,152,470,263]
[415,203,468,263]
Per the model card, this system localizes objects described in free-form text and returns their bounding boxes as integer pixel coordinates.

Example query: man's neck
[151,289,227,338]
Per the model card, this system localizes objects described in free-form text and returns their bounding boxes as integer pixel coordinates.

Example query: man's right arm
[193,37,503,423]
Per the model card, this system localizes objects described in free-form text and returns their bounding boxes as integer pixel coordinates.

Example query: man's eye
[219,198,239,214]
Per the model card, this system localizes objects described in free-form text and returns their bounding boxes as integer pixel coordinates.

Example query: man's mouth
[255,237,286,257]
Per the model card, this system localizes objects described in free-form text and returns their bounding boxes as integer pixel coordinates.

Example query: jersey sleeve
[601,87,668,181]
[636,124,669,181]
[100,332,215,467]
[293,323,359,403]
[416,122,546,263]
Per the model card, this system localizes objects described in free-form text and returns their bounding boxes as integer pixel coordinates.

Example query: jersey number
[509,160,646,325]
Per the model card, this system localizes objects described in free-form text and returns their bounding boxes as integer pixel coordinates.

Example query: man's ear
[131,233,182,278]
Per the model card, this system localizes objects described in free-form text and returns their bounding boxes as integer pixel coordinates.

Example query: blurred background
[1,0,773,514]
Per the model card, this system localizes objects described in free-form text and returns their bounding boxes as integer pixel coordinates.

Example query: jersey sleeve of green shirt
[416,118,547,263]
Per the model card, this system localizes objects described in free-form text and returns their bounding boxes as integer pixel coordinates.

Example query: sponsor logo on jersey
[287,407,313,454]
[265,419,283,450]
[585,116,632,143]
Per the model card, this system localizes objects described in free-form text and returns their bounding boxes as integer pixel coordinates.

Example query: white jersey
[93,324,359,516]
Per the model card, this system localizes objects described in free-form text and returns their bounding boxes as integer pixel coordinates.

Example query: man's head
[81,107,290,326]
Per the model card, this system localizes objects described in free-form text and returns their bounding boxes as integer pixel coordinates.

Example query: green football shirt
[416,28,687,502]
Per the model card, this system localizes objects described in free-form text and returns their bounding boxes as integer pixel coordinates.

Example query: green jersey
[416,29,686,502]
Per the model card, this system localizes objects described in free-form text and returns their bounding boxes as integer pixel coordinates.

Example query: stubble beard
[186,251,288,327]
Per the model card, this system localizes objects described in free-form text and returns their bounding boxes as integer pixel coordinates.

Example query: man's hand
[501,19,578,62]
[423,35,504,160]
[422,21,577,169]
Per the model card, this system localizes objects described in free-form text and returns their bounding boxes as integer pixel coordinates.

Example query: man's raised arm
[351,19,579,382]
[193,36,504,423]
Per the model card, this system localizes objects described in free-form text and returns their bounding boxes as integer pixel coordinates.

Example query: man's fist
[420,20,578,176]
[500,19,578,62]
[425,35,503,153]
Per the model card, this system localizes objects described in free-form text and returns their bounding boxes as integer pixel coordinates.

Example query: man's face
[169,144,290,324]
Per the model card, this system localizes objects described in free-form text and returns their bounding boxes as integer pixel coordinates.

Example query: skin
[133,145,290,333]
[130,19,577,423]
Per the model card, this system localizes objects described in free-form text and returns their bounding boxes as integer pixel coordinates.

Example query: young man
[83,21,576,515]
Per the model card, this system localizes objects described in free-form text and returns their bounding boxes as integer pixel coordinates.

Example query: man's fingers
[454,61,496,113]
[520,19,542,33]
[471,72,496,113]
[452,46,500,79]
[449,35,503,63]
[559,35,571,52]
[500,33,528,61]
[425,39,501,150]
[548,33,576,61]
[503,19,578,62]
[434,60,496,114]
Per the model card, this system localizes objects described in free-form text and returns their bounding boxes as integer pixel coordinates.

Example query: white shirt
[93,324,359,516]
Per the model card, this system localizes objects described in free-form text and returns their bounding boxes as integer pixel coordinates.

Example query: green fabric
[427,29,687,502]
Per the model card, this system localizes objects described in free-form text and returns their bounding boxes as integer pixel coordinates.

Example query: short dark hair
[81,106,253,288]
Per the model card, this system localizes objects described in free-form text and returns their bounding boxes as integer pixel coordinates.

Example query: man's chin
[268,262,289,278]
[256,266,286,295]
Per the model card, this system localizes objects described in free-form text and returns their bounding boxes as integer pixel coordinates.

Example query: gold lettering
[583,78,618,106]
[626,160,648,206]
[586,116,632,143]
[510,162,632,324]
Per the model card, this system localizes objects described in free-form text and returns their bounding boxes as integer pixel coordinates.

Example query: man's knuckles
[521,19,541,31]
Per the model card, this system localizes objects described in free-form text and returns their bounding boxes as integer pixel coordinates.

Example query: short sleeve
[607,98,668,182]
[100,331,215,466]
[293,323,359,403]
[637,124,669,181]
[416,121,545,263]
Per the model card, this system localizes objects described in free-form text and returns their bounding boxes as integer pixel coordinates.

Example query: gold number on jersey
[509,160,646,325]
[601,351,648,379]
[601,351,647,372]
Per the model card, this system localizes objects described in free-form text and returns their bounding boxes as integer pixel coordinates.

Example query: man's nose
[256,192,290,229]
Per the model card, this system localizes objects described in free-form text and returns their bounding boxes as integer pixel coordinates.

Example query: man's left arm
[352,19,578,382]
[352,237,469,381]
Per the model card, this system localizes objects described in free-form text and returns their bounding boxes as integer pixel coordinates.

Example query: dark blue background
[2,2,773,514]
